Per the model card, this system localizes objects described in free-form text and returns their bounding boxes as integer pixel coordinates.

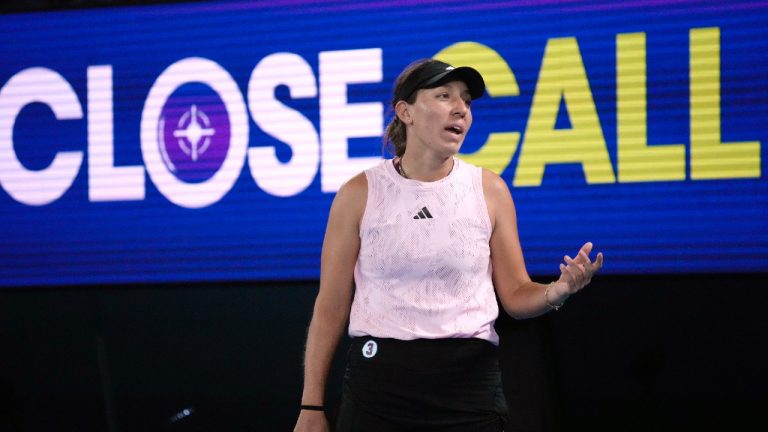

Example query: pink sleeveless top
[349,157,500,345]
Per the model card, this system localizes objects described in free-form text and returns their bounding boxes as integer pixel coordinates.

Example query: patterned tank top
[349,157,500,345]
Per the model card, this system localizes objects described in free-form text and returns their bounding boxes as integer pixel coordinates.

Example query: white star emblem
[173,104,215,161]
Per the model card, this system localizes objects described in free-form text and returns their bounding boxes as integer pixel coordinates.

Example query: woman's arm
[483,169,603,319]
[294,173,367,431]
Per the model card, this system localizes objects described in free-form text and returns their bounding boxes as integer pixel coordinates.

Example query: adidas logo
[413,207,433,219]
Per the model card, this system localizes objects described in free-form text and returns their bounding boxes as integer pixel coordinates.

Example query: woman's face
[405,80,473,158]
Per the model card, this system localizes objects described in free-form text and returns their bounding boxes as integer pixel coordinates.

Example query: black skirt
[334,337,509,432]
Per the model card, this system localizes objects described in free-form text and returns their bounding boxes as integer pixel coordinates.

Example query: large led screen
[1,0,766,287]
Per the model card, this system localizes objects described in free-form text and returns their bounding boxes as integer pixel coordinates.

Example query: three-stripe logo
[413,207,433,219]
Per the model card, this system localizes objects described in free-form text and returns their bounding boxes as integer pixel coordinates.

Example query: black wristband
[300,404,325,411]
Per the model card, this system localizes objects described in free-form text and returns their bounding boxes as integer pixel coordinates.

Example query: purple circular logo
[157,84,231,183]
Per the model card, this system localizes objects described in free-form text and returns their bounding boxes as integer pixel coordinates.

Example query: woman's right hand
[293,410,330,432]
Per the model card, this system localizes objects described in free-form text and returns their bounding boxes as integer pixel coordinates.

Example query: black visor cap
[395,60,485,105]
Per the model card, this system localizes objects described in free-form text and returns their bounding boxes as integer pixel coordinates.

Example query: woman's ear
[395,100,412,125]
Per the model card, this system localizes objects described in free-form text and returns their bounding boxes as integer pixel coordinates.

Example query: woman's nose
[452,100,467,117]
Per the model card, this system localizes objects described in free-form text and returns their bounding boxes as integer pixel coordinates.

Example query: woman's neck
[398,151,454,182]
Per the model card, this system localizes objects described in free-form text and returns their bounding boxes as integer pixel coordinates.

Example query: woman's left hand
[553,242,604,301]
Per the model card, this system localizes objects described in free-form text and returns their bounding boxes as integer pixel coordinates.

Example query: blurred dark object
[0,377,21,432]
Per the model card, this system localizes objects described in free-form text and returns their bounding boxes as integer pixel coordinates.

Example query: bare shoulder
[336,172,367,204]
[481,168,515,230]
[481,166,513,202]
[481,167,510,198]
[330,171,368,222]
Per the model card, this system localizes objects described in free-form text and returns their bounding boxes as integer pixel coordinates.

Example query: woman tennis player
[294,58,603,432]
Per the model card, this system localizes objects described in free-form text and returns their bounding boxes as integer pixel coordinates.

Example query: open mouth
[445,125,463,135]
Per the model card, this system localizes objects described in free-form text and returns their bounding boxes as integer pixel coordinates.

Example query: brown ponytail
[382,59,433,158]
[384,116,407,157]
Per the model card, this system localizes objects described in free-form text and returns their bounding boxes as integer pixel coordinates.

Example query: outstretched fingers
[575,242,604,277]
[559,243,604,293]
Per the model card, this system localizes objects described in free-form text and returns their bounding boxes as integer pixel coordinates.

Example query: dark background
[2,1,766,431]
[1,274,765,431]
